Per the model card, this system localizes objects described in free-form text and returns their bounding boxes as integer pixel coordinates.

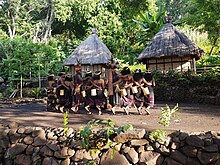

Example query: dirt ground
[0,101,219,133]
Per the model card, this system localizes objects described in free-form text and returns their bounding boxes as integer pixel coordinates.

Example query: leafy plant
[159,104,179,127]
[76,119,134,151]
[63,111,69,136]
[149,129,167,143]
[31,88,41,99]
[150,104,179,143]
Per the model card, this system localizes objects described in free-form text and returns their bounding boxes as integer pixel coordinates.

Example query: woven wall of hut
[70,65,107,79]
[146,56,195,72]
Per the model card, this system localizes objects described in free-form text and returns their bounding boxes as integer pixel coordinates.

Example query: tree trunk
[209,37,219,55]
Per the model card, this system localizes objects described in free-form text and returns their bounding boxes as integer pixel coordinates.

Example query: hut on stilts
[137,17,205,73]
[63,28,112,75]
[63,28,116,96]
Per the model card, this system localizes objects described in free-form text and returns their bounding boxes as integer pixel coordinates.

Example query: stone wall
[154,75,220,105]
[0,122,220,165]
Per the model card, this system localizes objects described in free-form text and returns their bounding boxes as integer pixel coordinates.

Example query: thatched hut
[137,22,205,73]
[63,29,112,76]
[63,29,116,95]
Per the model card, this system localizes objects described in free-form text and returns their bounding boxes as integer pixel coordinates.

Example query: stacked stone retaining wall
[0,122,220,165]
[154,76,220,105]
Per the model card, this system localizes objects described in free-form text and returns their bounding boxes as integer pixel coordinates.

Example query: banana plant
[132,2,166,45]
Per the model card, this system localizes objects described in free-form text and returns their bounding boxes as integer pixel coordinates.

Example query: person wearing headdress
[91,70,106,115]
[106,69,120,115]
[82,70,94,114]
[56,74,74,112]
[113,67,134,115]
[133,69,152,115]
[144,69,156,112]
[73,66,83,112]
[46,74,57,111]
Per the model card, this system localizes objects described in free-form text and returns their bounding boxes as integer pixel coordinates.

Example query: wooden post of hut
[107,68,113,96]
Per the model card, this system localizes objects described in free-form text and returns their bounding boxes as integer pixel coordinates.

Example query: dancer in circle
[82,70,94,114]
[91,71,106,115]
[46,74,57,111]
[144,69,155,113]
[113,67,134,115]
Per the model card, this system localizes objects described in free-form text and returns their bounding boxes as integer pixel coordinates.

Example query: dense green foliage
[0,0,219,84]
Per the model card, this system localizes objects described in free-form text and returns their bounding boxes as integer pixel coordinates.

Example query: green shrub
[149,104,180,143]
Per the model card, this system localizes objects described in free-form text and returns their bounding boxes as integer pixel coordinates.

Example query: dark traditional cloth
[119,79,134,107]
[46,80,57,111]
[144,72,155,107]
[56,85,72,109]
[133,71,145,108]
[92,81,106,108]
[83,77,95,107]
[109,70,119,107]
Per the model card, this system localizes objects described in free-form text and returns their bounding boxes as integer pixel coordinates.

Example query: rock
[14,154,31,165]
[70,140,82,149]
[54,147,69,159]
[181,145,198,157]
[114,132,139,143]
[42,157,59,165]
[5,143,27,158]
[100,148,130,165]
[61,158,71,165]
[139,151,163,165]
[213,138,220,148]
[137,146,145,153]
[32,127,45,137]
[0,128,9,137]
[130,139,149,146]
[46,141,58,151]
[8,128,17,136]
[166,157,182,165]
[33,132,47,146]
[179,132,189,141]
[24,127,34,134]
[145,145,154,151]
[9,133,20,144]
[8,121,18,128]
[170,150,187,164]
[186,135,204,148]
[171,142,180,150]
[159,145,170,155]
[58,136,67,142]
[72,149,85,161]
[137,129,146,139]
[204,144,219,152]
[114,143,122,151]
[126,148,138,164]
[17,127,26,134]
[186,157,201,165]
[0,139,10,149]
[66,128,74,137]
[47,131,57,140]
[67,148,75,157]
[121,145,130,154]
[214,159,220,165]
[26,145,34,155]
[164,137,172,147]
[23,136,34,145]
[32,155,41,164]
[40,146,53,156]
[197,151,220,165]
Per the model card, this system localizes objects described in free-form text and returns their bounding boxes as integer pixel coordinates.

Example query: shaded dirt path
[0,101,219,133]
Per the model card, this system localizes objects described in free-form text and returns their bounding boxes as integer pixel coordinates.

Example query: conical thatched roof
[63,31,112,66]
[138,23,204,61]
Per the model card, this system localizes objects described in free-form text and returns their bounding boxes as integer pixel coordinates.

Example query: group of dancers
[46,66,155,115]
